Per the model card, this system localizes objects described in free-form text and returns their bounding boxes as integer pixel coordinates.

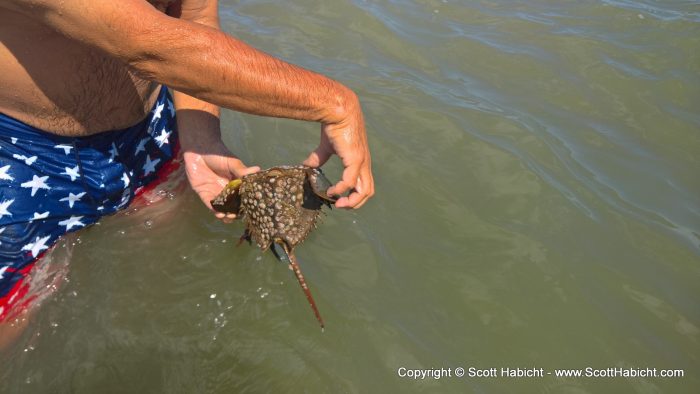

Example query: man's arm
[171,0,260,220]
[167,0,221,124]
[3,0,373,207]
[169,0,222,121]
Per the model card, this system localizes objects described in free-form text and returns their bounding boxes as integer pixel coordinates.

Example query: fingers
[313,105,374,208]
[226,157,260,179]
[303,133,333,168]
[214,211,238,223]
[333,161,374,209]
[327,162,360,197]
[238,165,260,177]
[303,149,331,168]
[184,144,258,221]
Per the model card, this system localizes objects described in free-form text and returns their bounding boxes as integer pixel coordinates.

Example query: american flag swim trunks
[0,86,179,319]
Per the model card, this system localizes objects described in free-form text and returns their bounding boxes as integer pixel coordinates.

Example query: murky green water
[3,1,699,393]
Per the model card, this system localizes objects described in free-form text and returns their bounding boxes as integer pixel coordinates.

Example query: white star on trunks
[11,137,17,144]
[54,144,73,155]
[21,235,51,258]
[134,137,149,156]
[117,189,130,209]
[58,216,85,231]
[21,175,50,196]
[109,142,119,162]
[0,199,13,219]
[61,165,80,182]
[60,192,86,208]
[143,155,161,176]
[30,211,50,222]
[12,154,37,166]
[167,99,175,117]
[155,128,171,147]
[121,172,130,187]
[152,103,164,121]
[0,165,13,181]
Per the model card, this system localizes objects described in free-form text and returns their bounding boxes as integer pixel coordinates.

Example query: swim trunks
[0,86,179,319]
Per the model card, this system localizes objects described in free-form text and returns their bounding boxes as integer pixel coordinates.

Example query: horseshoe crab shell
[211,165,337,329]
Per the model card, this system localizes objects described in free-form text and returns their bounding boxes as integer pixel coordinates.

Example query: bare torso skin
[0,1,176,136]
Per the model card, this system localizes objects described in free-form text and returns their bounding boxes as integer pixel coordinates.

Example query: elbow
[118,24,213,85]
[125,51,164,81]
[119,37,166,81]
[112,25,169,82]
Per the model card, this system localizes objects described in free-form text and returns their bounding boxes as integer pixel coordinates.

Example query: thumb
[304,144,333,168]
[328,161,360,196]
[238,165,261,177]
[225,157,260,179]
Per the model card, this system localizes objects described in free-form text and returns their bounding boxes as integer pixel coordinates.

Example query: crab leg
[236,229,251,247]
[284,244,325,330]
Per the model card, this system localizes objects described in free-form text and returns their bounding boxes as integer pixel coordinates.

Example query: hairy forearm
[7,0,356,125]
[3,0,374,208]
[132,22,355,125]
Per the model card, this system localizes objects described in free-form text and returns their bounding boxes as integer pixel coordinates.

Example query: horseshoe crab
[211,165,337,329]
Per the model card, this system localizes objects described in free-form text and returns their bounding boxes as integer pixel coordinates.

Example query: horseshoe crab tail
[284,245,325,331]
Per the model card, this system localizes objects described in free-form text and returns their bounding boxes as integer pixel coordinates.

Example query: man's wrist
[320,84,360,125]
